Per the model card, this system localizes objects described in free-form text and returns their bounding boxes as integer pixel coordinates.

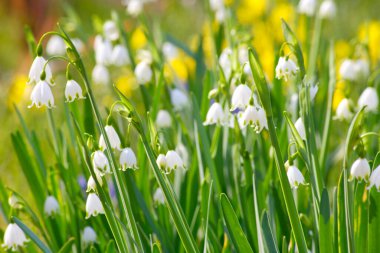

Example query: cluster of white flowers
[156,150,185,174]
[339,59,370,82]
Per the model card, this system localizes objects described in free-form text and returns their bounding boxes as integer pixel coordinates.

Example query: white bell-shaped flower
[219,48,232,80]
[111,45,130,66]
[92,64,110,85]
[162,42,178,60]
[336,98,352,120]
[43,196,59,216]
[319,0,336,19]
[46,35,66,56]
[231,84,252,111]
[350,158,370,181]
[287,165,306,189]
[369,165,380,191]
[354,59,370,81]
[65,79,84,102]
[85,193,104,218]
[87,174,103,192]
[241,105,268,133]
[156,110,172,128]
[103,20,119,41]
[298,0,316,16]
[275,57,299,81]
[136,49,153,64]
[310,85,318,101]
[95,39,112,66]
[127,0,143,17]
[204,102,226,126]
[2,223,29,251]
[153,188,165,205]
[28,80,55,108]
[135,61,153,84]
[92,150,111,176]
[339,59,356,81]
[99,125,121,151]
[82,226,97,245]
[166,150,184,171]
[28,56,54,85]
[120,148,138,171]
[170,88,189,110]
[358,87,379,112]
[156,154,167,171]
[210,0,224,11]
[294,117,306,140]
[215,8,227,23]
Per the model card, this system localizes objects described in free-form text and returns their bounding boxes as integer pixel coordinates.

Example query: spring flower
[219,48,232,80]
[72,38,85,53]
[170,88,189,110]
[134,61,153,84]
[46,35,66,56]
[215,8,227,23]
[126,0,143,16]
[350,158,370,181]
[354,59,370,81]
[166,150,184,171]
[369,165,380,191]
[153,188,165,205]
[275,57,299,81]
[120,148,138,171]
[231,84,252,111]
[43,196,59,216]
[335,98,352,120]
[204,102,226,126]
[8,195,22,209]
[339,59,356,81]
[65,79,84,102]
[176,143,189,168]
[287,165,306,189]
[28,56,54,85]
[92,150,111,176]
[87,174,103,192]
[310,85,318,101]
[156,154,167,172]
[111,44,130,66]
[2,223,29,251]
[103,20,119,41]
[85,193,104,218]
[136,49,153,64]
[95,39,112,66]
[156,110,172,128]
[294,118,306,140]
[92,64,110,85]
[319,0,336,19]
[99,125,121,150]
[209,0,224,11]
[82,226,97,245]
[298,0,316,16]
[358,87,379,112]
[28,80,55,108]
[162,42,178,60]
[241,105,268,133]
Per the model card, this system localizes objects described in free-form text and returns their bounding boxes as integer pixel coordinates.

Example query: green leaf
[58,238,75,253]
[220,193,254,253]
[13,217,52,253]
[319,189,333,253]
[262,211,280,253]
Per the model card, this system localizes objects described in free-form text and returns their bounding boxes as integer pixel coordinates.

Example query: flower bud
[82,226,97,245]
[156,110,172,128]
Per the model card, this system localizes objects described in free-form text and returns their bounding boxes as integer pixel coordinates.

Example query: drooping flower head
[28,56,54,85]
[28,80,55,108]
[204,102,226,126]
[287,165,306,189]
[83,226,97,245]
[85,193,104,218]
[358,87,379,112]
[99,125,121,151]
[231,84,252,111]
[92,150,111,176]
[119,148,138,171]
[43,196,60,216]
[275,57,299,81]
[65,79,85,102]
[2,223,29,251]
[350,158,370,181]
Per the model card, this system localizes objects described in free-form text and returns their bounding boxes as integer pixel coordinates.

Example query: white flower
[369,165,380,191]
[72,38,85,53]
[358,87,379,112]
[219,48,232,80]
[135,61,153,84]
[339,59,356,81]
[28,56,54,85]
[28,80,55,108]
[176,143,189,168]
[287,165,306,188]
[65,79,84,102]
[350,158,370,181]
[310,85,318,101]
[215,8,227,23]
[120,148,138,171]
[335,98,352,120]
[8,195,21,209]
[111,45,130,66]
[156,110,172,128]
[166,150,184,171]
[241,105,268,133]
[289,93,299,114]
[99,125,121,151]
[87,174,103,192]
[354,59,370,81]
[170,88,189,110]
[95,39,112,66]
[204,102,226,126]
[85,193,104,218]
[319,0,336,19]
[275,57,299,81]
[294,118,306,140]
[127,0,143,16]
[92,150,110,176]
[92,64,110,85]
[231,84,252,111]
[82,226,97,245]
[298,0,316,16]
[156,154,167,171]
[210,0,224,11]
[103,20,119,41]
[2,223,29,251]
[46,35,66,56]
[136,49,153,64]
[153,188,165,204]
[162,42,178,60]
[43,196,59,216]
